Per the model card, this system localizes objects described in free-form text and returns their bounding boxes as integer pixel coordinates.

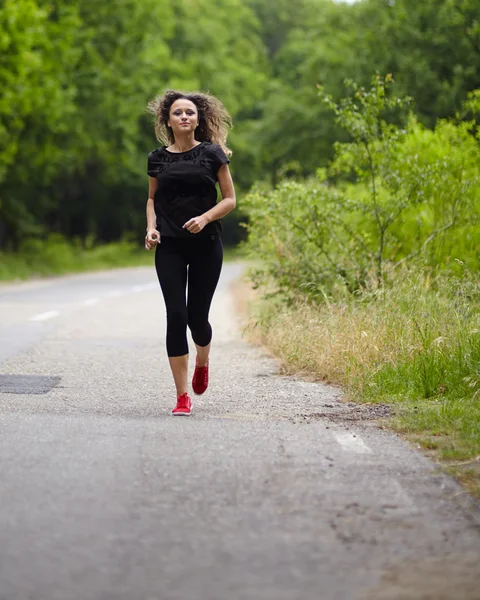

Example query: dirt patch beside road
[364,553,480,600]
[294,402,392,424]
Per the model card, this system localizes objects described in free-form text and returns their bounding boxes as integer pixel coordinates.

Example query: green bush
[243,77,480,300]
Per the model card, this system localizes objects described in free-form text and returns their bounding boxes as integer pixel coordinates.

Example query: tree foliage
[0,0,479,251]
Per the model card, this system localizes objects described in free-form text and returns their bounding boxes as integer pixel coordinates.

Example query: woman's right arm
[145,177,160,250]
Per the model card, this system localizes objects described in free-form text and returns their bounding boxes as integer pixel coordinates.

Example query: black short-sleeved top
[147,141,230,239]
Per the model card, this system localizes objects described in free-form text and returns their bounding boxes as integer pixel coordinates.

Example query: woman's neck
[170,135,199,152]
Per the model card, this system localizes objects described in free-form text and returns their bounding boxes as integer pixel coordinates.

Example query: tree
[0,0,80,248]
[361,0,480,126]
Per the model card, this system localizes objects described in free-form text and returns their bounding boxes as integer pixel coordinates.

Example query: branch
[384,184,420,229]
[389,221,455,271]
[332,214,372,256]
[363,141,382,231]
[290,219,338,271]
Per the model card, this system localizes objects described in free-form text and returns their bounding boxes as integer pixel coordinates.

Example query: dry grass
[242,294,420,390]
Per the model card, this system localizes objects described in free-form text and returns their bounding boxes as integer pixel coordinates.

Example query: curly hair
[147,90,232,156]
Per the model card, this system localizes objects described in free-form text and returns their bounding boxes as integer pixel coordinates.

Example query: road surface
[0,264,479,600]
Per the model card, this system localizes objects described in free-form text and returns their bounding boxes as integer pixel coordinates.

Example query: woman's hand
[183,215,208,234]
[145,228,160,250]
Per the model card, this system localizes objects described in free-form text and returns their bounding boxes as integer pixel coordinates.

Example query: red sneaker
[192,361,209,395]
[172,393,192,416]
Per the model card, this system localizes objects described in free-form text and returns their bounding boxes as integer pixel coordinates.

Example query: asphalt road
[0,263,479,600]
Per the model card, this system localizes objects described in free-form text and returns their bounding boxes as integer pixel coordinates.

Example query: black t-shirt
[147,141,230,239]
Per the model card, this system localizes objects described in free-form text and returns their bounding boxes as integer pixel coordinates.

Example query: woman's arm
[183,164,236,234]
[145,176,160,250]
[146,177,158,231]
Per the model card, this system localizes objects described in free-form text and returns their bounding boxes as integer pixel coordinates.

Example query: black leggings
[155,234,223,357]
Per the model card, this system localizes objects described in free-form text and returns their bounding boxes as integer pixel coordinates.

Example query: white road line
[83,298,99,306]
[107,291,124,298]
[333,431,372,454]
[29,310,60,322]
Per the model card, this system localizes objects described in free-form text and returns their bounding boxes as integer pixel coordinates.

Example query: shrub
[243,77,480,300]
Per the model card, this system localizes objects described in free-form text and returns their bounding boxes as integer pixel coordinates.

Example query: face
[167,99,199,135]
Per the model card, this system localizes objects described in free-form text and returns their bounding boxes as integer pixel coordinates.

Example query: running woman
[145,90,236,416]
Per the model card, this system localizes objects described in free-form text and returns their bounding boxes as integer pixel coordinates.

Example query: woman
[145,90,236,416]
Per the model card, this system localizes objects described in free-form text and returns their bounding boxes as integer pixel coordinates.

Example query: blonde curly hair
[147,90,232,156]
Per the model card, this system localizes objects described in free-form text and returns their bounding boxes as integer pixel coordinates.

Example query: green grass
[0,241,152,281]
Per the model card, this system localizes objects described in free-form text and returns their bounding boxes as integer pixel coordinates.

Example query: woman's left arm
[183,164,236,234]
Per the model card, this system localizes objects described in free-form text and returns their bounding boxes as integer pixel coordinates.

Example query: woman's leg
[168,356,189,397]
[155,240,189,397]
[187,236,223,367]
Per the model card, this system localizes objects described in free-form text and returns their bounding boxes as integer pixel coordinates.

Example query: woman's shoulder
[147,147,168,177]
[147,147,172,169]
[203,143,231,168]
[148,147,164,159]
[202,142,230,160]
[202,141,221,152]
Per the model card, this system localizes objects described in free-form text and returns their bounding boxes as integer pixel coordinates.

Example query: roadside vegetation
[243,77,480,496]
[0,236,153,281]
